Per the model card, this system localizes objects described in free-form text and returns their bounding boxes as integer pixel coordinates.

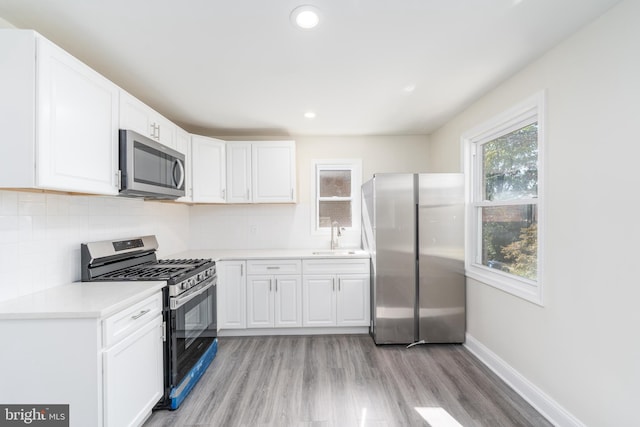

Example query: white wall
[0,190,190,303]
[0,16,15,29]
[189,134,429,249]
[428,1,639,425]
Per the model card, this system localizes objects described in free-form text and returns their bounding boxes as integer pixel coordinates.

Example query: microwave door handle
[173,159,185,189]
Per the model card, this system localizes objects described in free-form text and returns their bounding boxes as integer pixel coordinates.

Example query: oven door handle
[170,278,215,310]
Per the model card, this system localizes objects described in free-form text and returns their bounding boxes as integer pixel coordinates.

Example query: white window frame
[311,159,362,235]
[462,91,545,306]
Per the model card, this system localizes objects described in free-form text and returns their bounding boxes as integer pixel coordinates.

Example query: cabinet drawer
[247,259,301,275]
[103,292,162,347]
[303,259,370,275]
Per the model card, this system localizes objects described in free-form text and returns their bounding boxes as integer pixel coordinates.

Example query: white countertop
[0,248,369,320]
[0,281,165,320]
[167,248,370,261]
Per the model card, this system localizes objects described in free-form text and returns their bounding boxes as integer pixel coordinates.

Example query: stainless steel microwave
[118,129,186,199]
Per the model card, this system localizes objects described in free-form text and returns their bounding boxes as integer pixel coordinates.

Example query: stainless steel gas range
[81,235,217,410]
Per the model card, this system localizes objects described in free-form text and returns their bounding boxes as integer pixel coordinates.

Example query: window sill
[465,267,543,306]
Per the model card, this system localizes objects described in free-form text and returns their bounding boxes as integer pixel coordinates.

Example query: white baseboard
[218,326,369,337]
[464,333,584,427]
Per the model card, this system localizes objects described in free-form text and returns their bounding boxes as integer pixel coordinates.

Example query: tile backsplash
[189,202,361,250]
[0,190,189,303]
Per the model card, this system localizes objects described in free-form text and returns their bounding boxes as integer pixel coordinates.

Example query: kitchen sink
[311,250,357,256]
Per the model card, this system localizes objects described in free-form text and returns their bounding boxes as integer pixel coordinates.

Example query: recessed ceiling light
[291,5,320,29]
[304,111,316,119]
[403,84,416,93]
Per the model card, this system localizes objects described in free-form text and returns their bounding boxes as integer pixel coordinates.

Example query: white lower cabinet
[102,293,163,427]
[246,260,302,328]
[217,257,370,334]
[302,259,370,327]
[217,260,247,329]
[0,290,163,427]
[247,275,302,328]
[302,275,336,326]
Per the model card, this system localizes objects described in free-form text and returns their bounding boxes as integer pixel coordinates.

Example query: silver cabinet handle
[222,188,226,200]
[266,266,280,270]
[275,279,278,292]
[241,263,244,276]
[131,309,150,320]
[246,189,250,200]
[150,123,160,140]
[338,278,341,292]
[269,279,272,292]
[332,278,335,292]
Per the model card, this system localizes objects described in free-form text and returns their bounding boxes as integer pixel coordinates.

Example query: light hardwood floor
[143,335,552,427]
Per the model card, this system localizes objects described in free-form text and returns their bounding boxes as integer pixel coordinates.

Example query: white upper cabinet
[226,141,296,204]
[192,135,226,203]
[252,142,297,203]
[0,30,119,195]
[119,90,177,149]
[226,142,252,203]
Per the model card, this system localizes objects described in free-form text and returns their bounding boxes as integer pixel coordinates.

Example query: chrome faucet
[330,220,342,250]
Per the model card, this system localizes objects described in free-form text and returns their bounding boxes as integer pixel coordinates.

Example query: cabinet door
[303,275,336,326]
[153,113,177,149]
[120,91,152,139]
[274,275,302,327]
[218,261,246,329]
[37,36,119,195]
[252,141,296,203]
[175,128,193,202]
[336,274,370,326]
[103,315,163,427]
[247,275,274,328]
[119,90,176,148]
[226,142,252,203]
[192,135,226,203]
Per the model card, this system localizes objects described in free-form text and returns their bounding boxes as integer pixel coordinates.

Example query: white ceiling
[0,0,621,136]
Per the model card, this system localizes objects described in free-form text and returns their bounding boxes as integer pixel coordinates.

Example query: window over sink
[312,159,362,233]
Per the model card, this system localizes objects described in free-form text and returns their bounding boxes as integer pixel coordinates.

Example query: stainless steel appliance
[119,129,186,199]
[81,235,216,410]
[362,173,465,345]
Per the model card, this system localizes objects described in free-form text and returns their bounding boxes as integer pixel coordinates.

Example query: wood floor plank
[143,335,552,427]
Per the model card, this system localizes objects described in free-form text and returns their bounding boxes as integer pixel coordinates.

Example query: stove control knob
[180,281,187,290]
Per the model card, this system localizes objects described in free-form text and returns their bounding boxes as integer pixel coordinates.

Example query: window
[313,160,362,232]
[463,91,545,305]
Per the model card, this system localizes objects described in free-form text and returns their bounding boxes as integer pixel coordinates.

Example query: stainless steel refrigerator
[362,173,465,345]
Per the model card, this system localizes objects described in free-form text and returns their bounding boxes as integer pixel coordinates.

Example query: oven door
[169,277,217,388]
